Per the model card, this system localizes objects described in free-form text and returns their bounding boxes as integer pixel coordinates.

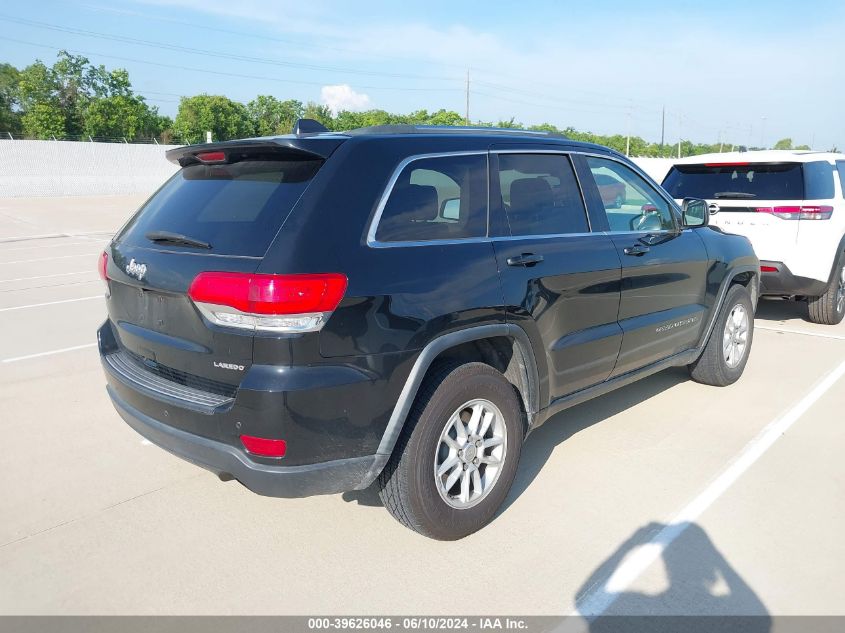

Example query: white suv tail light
[755,205,833,220]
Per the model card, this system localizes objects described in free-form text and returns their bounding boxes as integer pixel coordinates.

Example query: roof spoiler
[166,136,344,166]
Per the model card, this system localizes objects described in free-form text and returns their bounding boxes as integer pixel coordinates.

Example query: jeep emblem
[125,258,147,281]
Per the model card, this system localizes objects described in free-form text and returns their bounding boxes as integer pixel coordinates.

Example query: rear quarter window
[119,156,322,257]
[373,154,487,243]
[802,161,835,199]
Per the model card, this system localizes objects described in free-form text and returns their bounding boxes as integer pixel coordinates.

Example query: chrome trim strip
[366,151,488,248]
[104,351,234,415]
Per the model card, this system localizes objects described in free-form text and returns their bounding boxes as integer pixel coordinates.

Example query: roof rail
[343,124,567,139]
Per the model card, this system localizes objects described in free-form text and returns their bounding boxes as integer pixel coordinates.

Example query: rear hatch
[103,139,341,395]
[662,161,805,261]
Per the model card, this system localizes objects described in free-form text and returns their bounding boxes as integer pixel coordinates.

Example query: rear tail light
[240,434,287,458]
[755,205,833,220]
[97,251,110,296]
[760,265,779,273]
[188,272,347,333]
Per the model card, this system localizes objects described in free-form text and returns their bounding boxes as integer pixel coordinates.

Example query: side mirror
[440,198,460,220]
[682,198,709,227]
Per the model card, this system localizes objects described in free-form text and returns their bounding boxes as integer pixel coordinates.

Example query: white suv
[663,151,845,324]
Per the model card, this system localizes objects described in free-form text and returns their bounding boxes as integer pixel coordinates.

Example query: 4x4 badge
[125,258,147,281]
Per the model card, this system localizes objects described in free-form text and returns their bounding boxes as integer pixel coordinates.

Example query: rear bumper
[108,385,385,497]
[759,261,827,297]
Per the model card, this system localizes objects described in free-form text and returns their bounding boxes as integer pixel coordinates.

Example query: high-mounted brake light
[240,434,287,458]
[704,162,750,167]
[195,151,226,163]
[97,251,110,296]
[755,205,833,220]
[188,272,347,333]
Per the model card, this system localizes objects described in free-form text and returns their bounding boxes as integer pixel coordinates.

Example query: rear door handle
[507,253,544,267]
[623,244,650,256]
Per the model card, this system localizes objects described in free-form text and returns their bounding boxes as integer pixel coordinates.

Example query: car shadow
[343,367,690,513]
[499,367,689,515]
[754,298,810,323]
[571,521,770,631]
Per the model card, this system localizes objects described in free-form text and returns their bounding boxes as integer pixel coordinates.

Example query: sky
[0,0,841,149]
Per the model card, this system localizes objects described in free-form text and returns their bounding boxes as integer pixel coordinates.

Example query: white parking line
[2,253,100,265]
[1,343,97,364]
[573,358,845,619]
[756,324,845,341]
[0,271,93,284]
[0,296,102,313]
[0,241,106,253]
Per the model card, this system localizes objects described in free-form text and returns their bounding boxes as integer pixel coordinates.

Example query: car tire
[807,250,845,325]
[688,284,754,387]
[377,361,524,540]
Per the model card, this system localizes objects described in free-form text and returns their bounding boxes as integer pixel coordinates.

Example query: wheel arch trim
[359,324,540,487]
[695,263,759,355]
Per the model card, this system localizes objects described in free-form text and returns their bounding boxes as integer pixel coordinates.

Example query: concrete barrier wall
[0,140,679,199]
[0,140,180,198]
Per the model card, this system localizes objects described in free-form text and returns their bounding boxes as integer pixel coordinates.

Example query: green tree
[246,95,303,136]
[301,102,333,128]
[0,63,21,134]
[21,102,65,139]
[173,94,252,143]
[773,138,793,150]
[84,94,160,139]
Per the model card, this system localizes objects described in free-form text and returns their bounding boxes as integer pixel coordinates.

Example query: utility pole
[760,116,767,149]
[660,105,665,152]
[718,129,724,153]
[465,69,470,126]
[625,105,631,157]
[677,112,682,159]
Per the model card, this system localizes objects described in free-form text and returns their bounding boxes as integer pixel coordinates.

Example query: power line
[0,14,463,83]
[0,36,464,95]
[81,3,472,73]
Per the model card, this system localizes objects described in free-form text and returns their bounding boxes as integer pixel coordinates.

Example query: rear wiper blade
[145,230,212,249]
[713,191,757,199]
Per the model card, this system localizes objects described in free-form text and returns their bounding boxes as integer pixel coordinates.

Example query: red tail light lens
[760,265,779,273]
[240,434,287,458]
[755,206,833,220]
[188,272,347,333]
[97,251,109,281]
[195,151,226,163]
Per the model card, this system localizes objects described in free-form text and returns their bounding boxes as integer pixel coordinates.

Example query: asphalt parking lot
[1,195,843,617]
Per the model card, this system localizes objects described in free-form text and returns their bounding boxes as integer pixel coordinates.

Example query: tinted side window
[803,161,835,199]
[837,162,845,199]
[375,154,487,242]
[497,153,589,236]
[587,156,675,232]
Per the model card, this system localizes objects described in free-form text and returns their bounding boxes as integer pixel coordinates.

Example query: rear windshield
[662,163,804,201]
[119,156,322,257]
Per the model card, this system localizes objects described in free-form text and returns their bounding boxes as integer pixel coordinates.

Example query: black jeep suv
[98,123,759,540]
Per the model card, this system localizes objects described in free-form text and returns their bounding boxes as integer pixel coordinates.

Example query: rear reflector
[188,272,347,333]
[240,435,287,458]
[755,205,833,220]
[196,151,226,163]
[760,265,779,273]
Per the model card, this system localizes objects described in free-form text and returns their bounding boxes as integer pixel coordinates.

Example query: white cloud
[320,84,371,114]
